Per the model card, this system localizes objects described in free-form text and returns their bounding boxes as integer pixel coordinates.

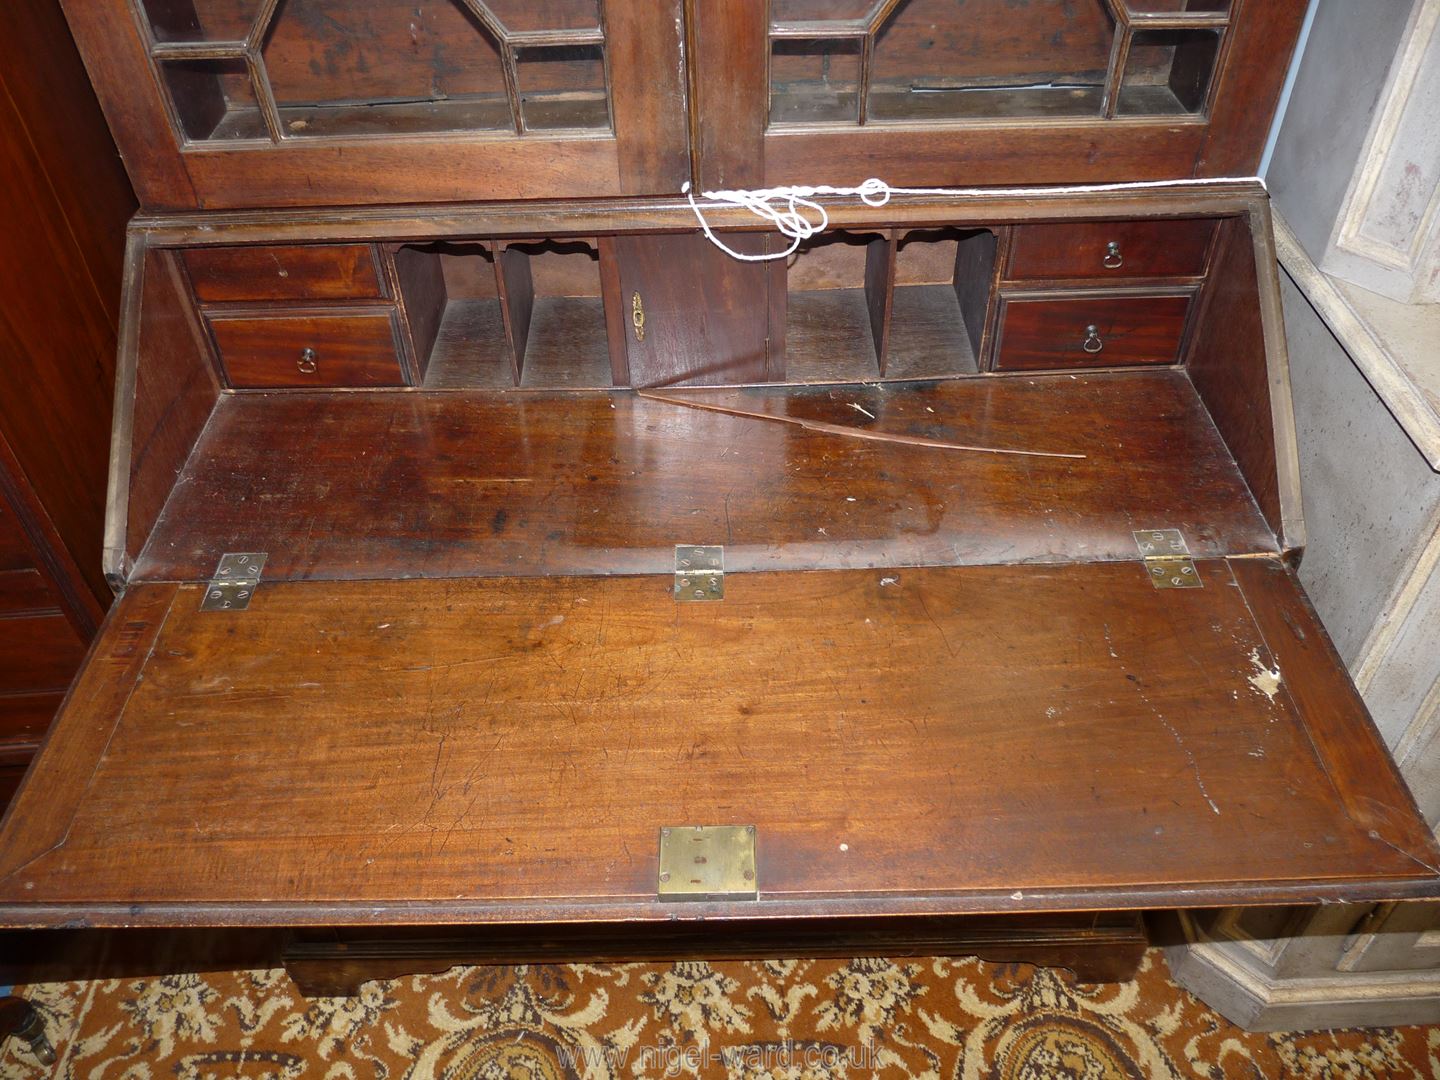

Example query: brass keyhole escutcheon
[1083,324,1103,354]
[297,347,318,374]
[1103,240,1123,269]
[631,292,645,342]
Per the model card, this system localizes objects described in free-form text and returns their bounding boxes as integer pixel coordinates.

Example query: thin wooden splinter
[637,391,1087,460]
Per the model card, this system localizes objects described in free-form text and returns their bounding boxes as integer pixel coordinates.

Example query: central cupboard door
[689,0,1308,189]
[62,0,688,209]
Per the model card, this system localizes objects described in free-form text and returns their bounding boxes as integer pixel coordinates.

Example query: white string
[682,177,1263,262]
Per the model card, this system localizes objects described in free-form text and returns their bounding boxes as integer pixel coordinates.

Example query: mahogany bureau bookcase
[2,0,1437,995]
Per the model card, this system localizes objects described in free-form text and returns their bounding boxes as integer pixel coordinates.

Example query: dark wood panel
[390,247,448,382]
[995,294,1191,370]
[1197,0,1310,176]
[283,913,1149,996]
[1006,220,1216,281]
[0,10,130,608]
[762,123,1209,188]
[0,692,65,749]
[0,586,176,875]
[210,311,406,389]
[1185,215,1282,538]
[124,248,223,573]
[613,232,780,386]
[55,0,196,209]
[0,613,86,693]
[689,0,769,188]
[608,0,690,192]
[1229,558,1438,861]
[0,561,1433,925]
[184,245,385,303]
[131,372,1275,583]
[0,571,60,617]
[181,137,626,211]
[0,503,35,575]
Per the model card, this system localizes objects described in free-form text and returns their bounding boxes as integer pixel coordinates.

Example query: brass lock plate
[658,825,757,901]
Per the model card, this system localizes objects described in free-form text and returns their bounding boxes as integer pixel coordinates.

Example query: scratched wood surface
[0,558,1433,925]
[132,371,1276,583]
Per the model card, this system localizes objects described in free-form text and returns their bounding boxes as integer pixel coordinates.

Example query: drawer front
[995,294,1192,371]
[185,245,385,303]
[209,311,407,388]
[1007,220,1216,281]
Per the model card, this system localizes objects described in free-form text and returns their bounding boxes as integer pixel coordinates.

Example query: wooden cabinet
[62,0,1305,210]
[3,0,1432,997]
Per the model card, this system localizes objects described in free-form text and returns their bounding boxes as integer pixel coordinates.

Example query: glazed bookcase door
[62,0,687,208]
[693,0,1305,189]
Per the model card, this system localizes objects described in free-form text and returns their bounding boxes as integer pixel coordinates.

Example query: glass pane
[1123,0,1229,13]
[770,39,861,125]
[868,0,1115,122]
[262,0,513,136]
[485,0,602,33]
[160,58,266,141]
[771,0,877,22]
[138,0,265,44]
[1119,29,1221,115]
[517,45,610,131]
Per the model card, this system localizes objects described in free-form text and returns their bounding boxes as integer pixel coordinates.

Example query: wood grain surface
[132,372,1275,583]
[0,559,1433,926]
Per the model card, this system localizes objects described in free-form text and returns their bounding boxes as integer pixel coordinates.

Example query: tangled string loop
[681,176,1259,262]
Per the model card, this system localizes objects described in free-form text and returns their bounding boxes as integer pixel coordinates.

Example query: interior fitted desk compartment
[0,185,1435,993]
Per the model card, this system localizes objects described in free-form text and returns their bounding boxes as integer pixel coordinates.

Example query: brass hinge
[1133,529,1201,589]
[200,552,267,611]
[658,825,757,901]
[674,544,723,601]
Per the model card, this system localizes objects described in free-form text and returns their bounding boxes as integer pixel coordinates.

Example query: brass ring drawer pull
[1083,325,1104,354]
[1103,241,1123,269]
[297,347,318,374]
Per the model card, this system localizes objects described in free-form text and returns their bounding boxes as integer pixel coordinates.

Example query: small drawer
[208,310,407,388]
[994,294,1191,371]
[1006,220,1216,281]
[184,244,386,303]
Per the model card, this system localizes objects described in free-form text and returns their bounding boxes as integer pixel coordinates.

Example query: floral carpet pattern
[4,950,1439,1079]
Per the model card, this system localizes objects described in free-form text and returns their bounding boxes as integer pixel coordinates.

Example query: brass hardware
[1133,529,1202,590]
[674,545,723,601]
[1103,240,1124,269]
[1083,324,1103,353]
[658,825,757,901]
[200,552,267,611]
[631,292,646,343]
[297,347,318,374]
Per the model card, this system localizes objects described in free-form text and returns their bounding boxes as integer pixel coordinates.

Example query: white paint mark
[880,576,898,587]
[1010,891,1024,900]
[846,496,857,502]
[1247,647,1283,701]
[847,402,876,419]
[377,623,392,629]
[1045,706,1059,718]
[839,843,849,852]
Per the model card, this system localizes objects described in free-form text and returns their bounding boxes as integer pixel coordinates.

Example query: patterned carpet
[3,949,1438,1078]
